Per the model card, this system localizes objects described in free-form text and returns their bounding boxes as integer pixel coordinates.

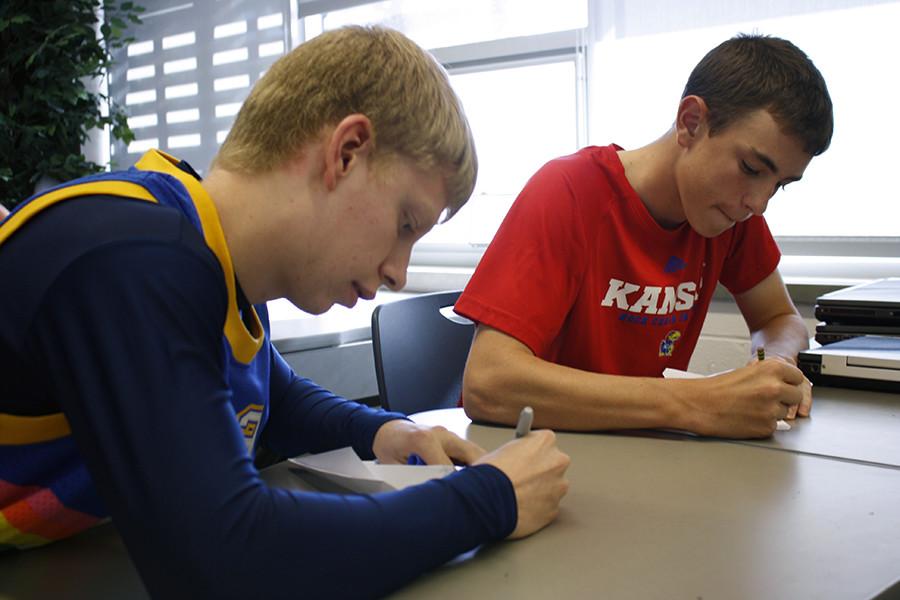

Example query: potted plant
[0,0,144,211]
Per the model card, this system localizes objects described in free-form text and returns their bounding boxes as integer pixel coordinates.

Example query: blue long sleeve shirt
[0,176,516,599]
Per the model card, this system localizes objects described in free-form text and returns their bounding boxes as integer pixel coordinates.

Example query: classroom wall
[280,341,378,402]
[688,298,818,375]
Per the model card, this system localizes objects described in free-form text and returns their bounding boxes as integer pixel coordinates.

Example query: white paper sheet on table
[288,447,456,494]
[663,368,791,431]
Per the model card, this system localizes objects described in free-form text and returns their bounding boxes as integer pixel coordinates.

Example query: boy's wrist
[665,378,707,433]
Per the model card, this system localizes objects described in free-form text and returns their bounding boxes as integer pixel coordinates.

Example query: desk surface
[729,385,900,468]
[2,388,899,600]
[396,408,900,600]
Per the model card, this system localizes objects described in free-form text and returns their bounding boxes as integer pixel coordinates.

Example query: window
[110,1,899,282]
[109,0,292,174]
[587,0,900,278]
[431,59,579,247]
[301,0,588,263]
[589,0,900,240]
[300,0,587,48]
[301,0,899,279]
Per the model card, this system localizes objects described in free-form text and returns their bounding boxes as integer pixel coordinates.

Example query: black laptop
[815,323,900,345]
[814,278,900,325]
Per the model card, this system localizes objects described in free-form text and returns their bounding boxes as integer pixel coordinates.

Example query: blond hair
[214,25,477,217]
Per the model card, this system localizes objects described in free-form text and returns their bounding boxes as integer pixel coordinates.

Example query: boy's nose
[743,190,770,216]
[380,249,409,291]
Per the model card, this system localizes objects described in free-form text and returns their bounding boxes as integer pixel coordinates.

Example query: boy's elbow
[462,361,514,425]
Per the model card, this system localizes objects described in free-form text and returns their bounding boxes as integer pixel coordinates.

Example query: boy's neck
[202,166,314,305]
[617,132,686,230]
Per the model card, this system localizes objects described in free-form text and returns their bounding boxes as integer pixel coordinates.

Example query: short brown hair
[683,34,833,156]
[214,26,477,217]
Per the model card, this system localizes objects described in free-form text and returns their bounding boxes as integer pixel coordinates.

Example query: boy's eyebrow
[751,147,779,174]
[751,147,803,182]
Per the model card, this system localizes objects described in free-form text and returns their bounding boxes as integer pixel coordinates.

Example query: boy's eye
[402,213,416,234]
[740,160,760,176]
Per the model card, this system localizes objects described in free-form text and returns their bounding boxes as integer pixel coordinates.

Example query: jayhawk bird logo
[659,330,682,357]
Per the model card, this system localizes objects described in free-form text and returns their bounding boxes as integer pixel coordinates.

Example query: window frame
[115,1,895,285]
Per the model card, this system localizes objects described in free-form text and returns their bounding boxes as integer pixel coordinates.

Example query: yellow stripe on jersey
[0,412,71,445]
[0,180,158,445]
[135,150,264,365]
[0,181,157,245]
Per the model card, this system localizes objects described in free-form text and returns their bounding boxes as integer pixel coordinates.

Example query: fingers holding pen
[477,427,571,539]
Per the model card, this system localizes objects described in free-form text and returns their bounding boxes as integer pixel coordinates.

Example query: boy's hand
[746,353,813,419]
[678,360,808,438]
[475,430,570,539]
[372,420,485,466]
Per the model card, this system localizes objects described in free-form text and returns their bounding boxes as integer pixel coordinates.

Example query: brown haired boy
[458,34,833,439]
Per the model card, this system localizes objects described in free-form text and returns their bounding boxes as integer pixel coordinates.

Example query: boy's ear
[675,95,708,148]
[323,114,374,190]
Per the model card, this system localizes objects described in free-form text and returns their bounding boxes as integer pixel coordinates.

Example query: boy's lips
[718,205,752,223]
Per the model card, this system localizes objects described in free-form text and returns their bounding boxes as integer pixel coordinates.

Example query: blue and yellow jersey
[0,150,269,549]
[0,150,514,598]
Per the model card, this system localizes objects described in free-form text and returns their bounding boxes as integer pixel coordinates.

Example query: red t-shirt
[455,145,780,376]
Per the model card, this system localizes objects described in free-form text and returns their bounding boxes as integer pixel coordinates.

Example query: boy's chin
[290,296,333,315]
[690,215,735,238]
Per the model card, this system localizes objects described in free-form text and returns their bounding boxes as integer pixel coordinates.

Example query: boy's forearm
[463,345,685,432]
[461,325,811,438]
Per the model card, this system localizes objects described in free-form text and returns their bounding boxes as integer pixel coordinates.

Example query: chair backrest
[371,290,474,415]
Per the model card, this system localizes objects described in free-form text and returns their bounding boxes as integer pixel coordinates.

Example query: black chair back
[371,290,474,415]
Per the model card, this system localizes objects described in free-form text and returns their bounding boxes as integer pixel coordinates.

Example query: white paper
[289,447,456,494]
[663,368,791,431]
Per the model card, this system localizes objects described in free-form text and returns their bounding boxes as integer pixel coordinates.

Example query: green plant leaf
[0,0,145,207]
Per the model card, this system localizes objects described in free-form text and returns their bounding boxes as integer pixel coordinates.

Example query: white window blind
[109,0,292,174]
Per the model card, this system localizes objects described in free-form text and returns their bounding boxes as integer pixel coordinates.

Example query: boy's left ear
[675,95,709,148]
[323,114,374,190]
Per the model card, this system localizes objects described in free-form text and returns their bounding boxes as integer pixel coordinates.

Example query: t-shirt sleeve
[455,159,588,356]
[718,215,781,295]
[27,225,516,599]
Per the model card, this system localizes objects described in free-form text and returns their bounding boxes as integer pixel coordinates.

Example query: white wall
[688,298,818,375]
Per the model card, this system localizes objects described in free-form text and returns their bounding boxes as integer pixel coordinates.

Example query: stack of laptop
[814,277,900,345]
[798,278,900,392]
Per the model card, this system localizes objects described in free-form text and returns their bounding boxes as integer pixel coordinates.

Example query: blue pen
[407,453,426,465]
